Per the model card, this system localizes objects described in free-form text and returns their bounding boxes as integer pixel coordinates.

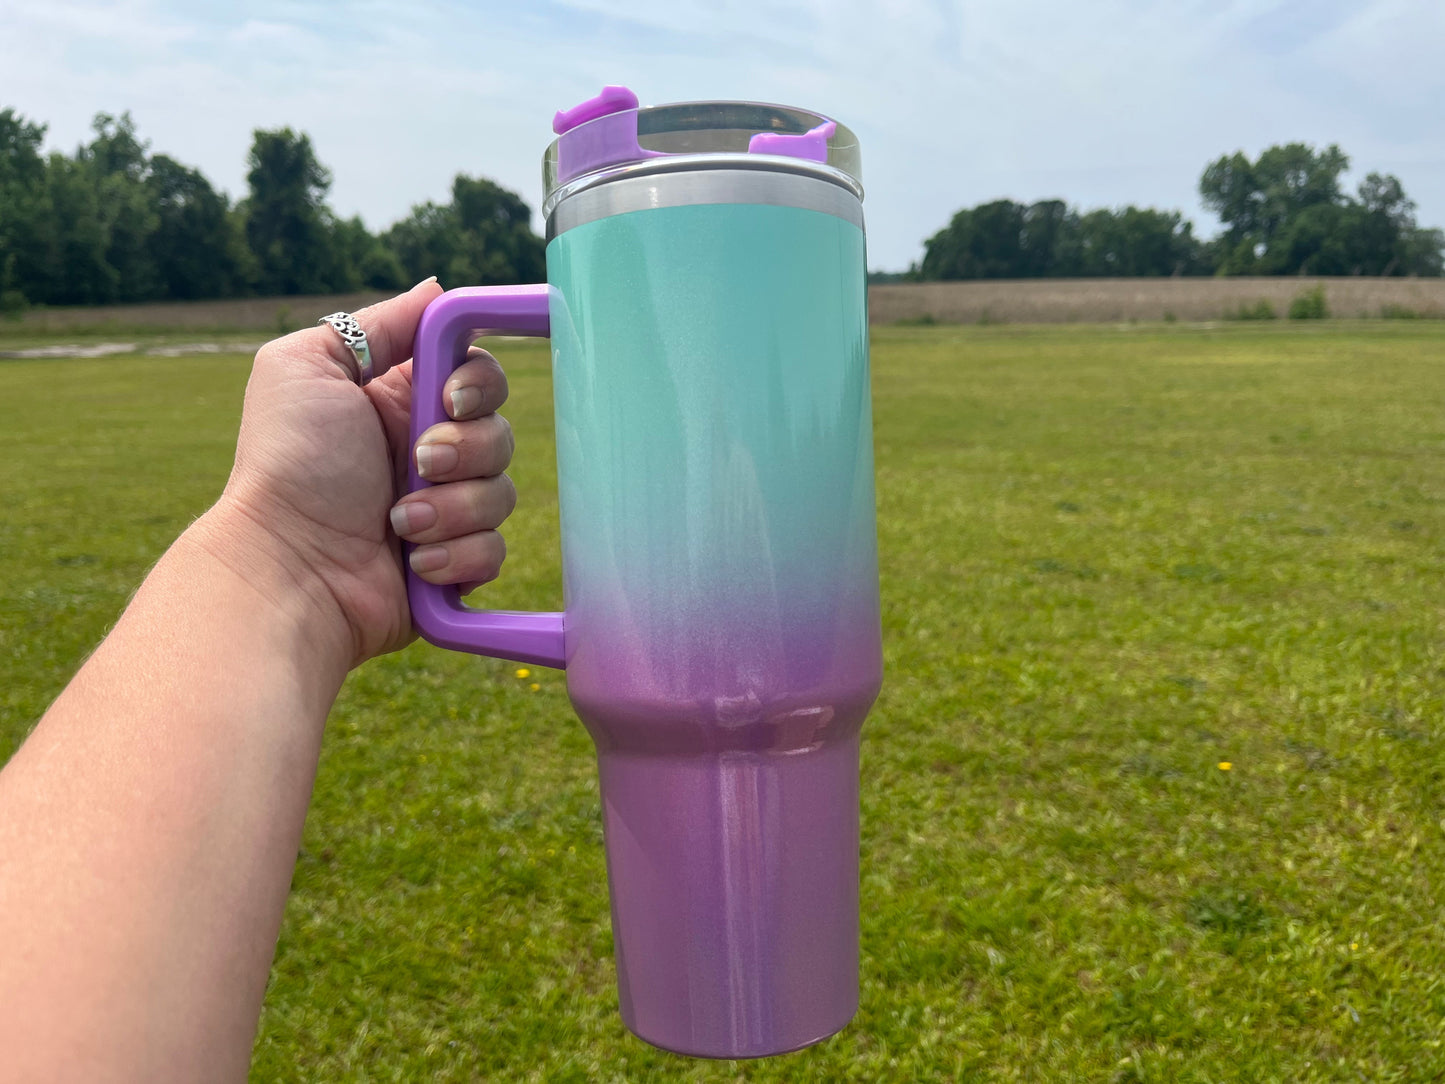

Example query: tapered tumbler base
[596,734,861,1059]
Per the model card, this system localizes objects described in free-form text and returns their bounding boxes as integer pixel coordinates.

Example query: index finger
[286,278,445,385]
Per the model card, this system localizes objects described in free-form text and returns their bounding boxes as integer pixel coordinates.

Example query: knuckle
[470,532,505,582]
[469,479,498,522]
[496,415,515,461]
[254,340,283,369]
[475,417,511,471]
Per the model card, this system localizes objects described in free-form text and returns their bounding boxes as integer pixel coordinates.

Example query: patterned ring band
[317,311,374,385]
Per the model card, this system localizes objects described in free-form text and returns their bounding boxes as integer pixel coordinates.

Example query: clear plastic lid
[542,88,862,217]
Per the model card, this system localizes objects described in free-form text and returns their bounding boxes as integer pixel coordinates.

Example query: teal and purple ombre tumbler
[405,88,882,1059]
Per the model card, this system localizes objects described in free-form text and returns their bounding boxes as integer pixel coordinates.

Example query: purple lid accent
[747,120,837,164]
[553,85,638,134]
[554,85,666,186]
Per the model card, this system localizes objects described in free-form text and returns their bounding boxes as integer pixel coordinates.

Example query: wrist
[184,498,356,687]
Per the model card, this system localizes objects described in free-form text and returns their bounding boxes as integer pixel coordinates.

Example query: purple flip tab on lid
[553,85,665,185]
[551,86,850,188]
[747,120,837,163]
[552,84,637,133]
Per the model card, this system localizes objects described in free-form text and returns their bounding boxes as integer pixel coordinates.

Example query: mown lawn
[2,322,1443,1081]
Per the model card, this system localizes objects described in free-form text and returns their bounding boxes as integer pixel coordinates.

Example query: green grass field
[2,323,1443,1081]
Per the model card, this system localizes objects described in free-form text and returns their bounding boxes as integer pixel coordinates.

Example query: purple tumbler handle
[406,285,566,669]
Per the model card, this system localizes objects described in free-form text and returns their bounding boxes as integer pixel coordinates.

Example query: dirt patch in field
[0,341,263,360]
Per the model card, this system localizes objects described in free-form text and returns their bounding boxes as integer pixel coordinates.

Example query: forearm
[0,503,352,1081]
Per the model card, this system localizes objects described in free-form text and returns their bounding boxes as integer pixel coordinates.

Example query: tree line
[0,109,544,312]
[4,107,1442,308]
[917,143,1444,281]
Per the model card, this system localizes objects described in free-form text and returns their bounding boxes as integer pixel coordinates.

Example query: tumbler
[406,87,882,1058]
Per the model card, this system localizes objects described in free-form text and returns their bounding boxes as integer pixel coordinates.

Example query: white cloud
[0,0,1441,270]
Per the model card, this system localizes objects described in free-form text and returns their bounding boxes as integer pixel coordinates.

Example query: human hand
[214,279,516,666]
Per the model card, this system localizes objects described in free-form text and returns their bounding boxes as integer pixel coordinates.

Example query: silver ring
[317,312,374,385]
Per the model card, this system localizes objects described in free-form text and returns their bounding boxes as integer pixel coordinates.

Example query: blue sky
[2,0,1443,271]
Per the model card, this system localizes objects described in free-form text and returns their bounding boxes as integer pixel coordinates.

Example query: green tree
[1269,202,1361,275]
[325,215,369,293]
[1194,143,1445,275]
[14,112,163,305]
[359,242,407,290]
[0,108,48,307]
[1196,151,1258,257]
[35,153,115,305]
[1401,225,1445,277]
[1018,199,1077,277]
[1201,143,1349,273]
[1355,172,1441,275]
[920,199,1205,280]
[146,154,252,299]
[81,113,159,302]
[384,174,544,287]
[920,200,1028,279]
[967,200,1030,278]
[1076,207,1205,276]
[242,128,336,295]
[2,108,415,304]
[326,214,406,292]
[1202,144,1444,276]
[1252,143,1349,245]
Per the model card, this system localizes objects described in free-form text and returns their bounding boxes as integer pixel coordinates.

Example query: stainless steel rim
[546,159,865,240]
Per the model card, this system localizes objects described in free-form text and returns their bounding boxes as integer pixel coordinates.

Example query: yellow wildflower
[515,668,531,679]
[530,683,541,692]
[1218,761,1232,771]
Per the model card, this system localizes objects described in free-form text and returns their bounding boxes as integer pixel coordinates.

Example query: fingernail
[449,386,484,418]
[390,500,436,535]
[415,442,459,478]
[409,545,447,574]
[415,275,439,288]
